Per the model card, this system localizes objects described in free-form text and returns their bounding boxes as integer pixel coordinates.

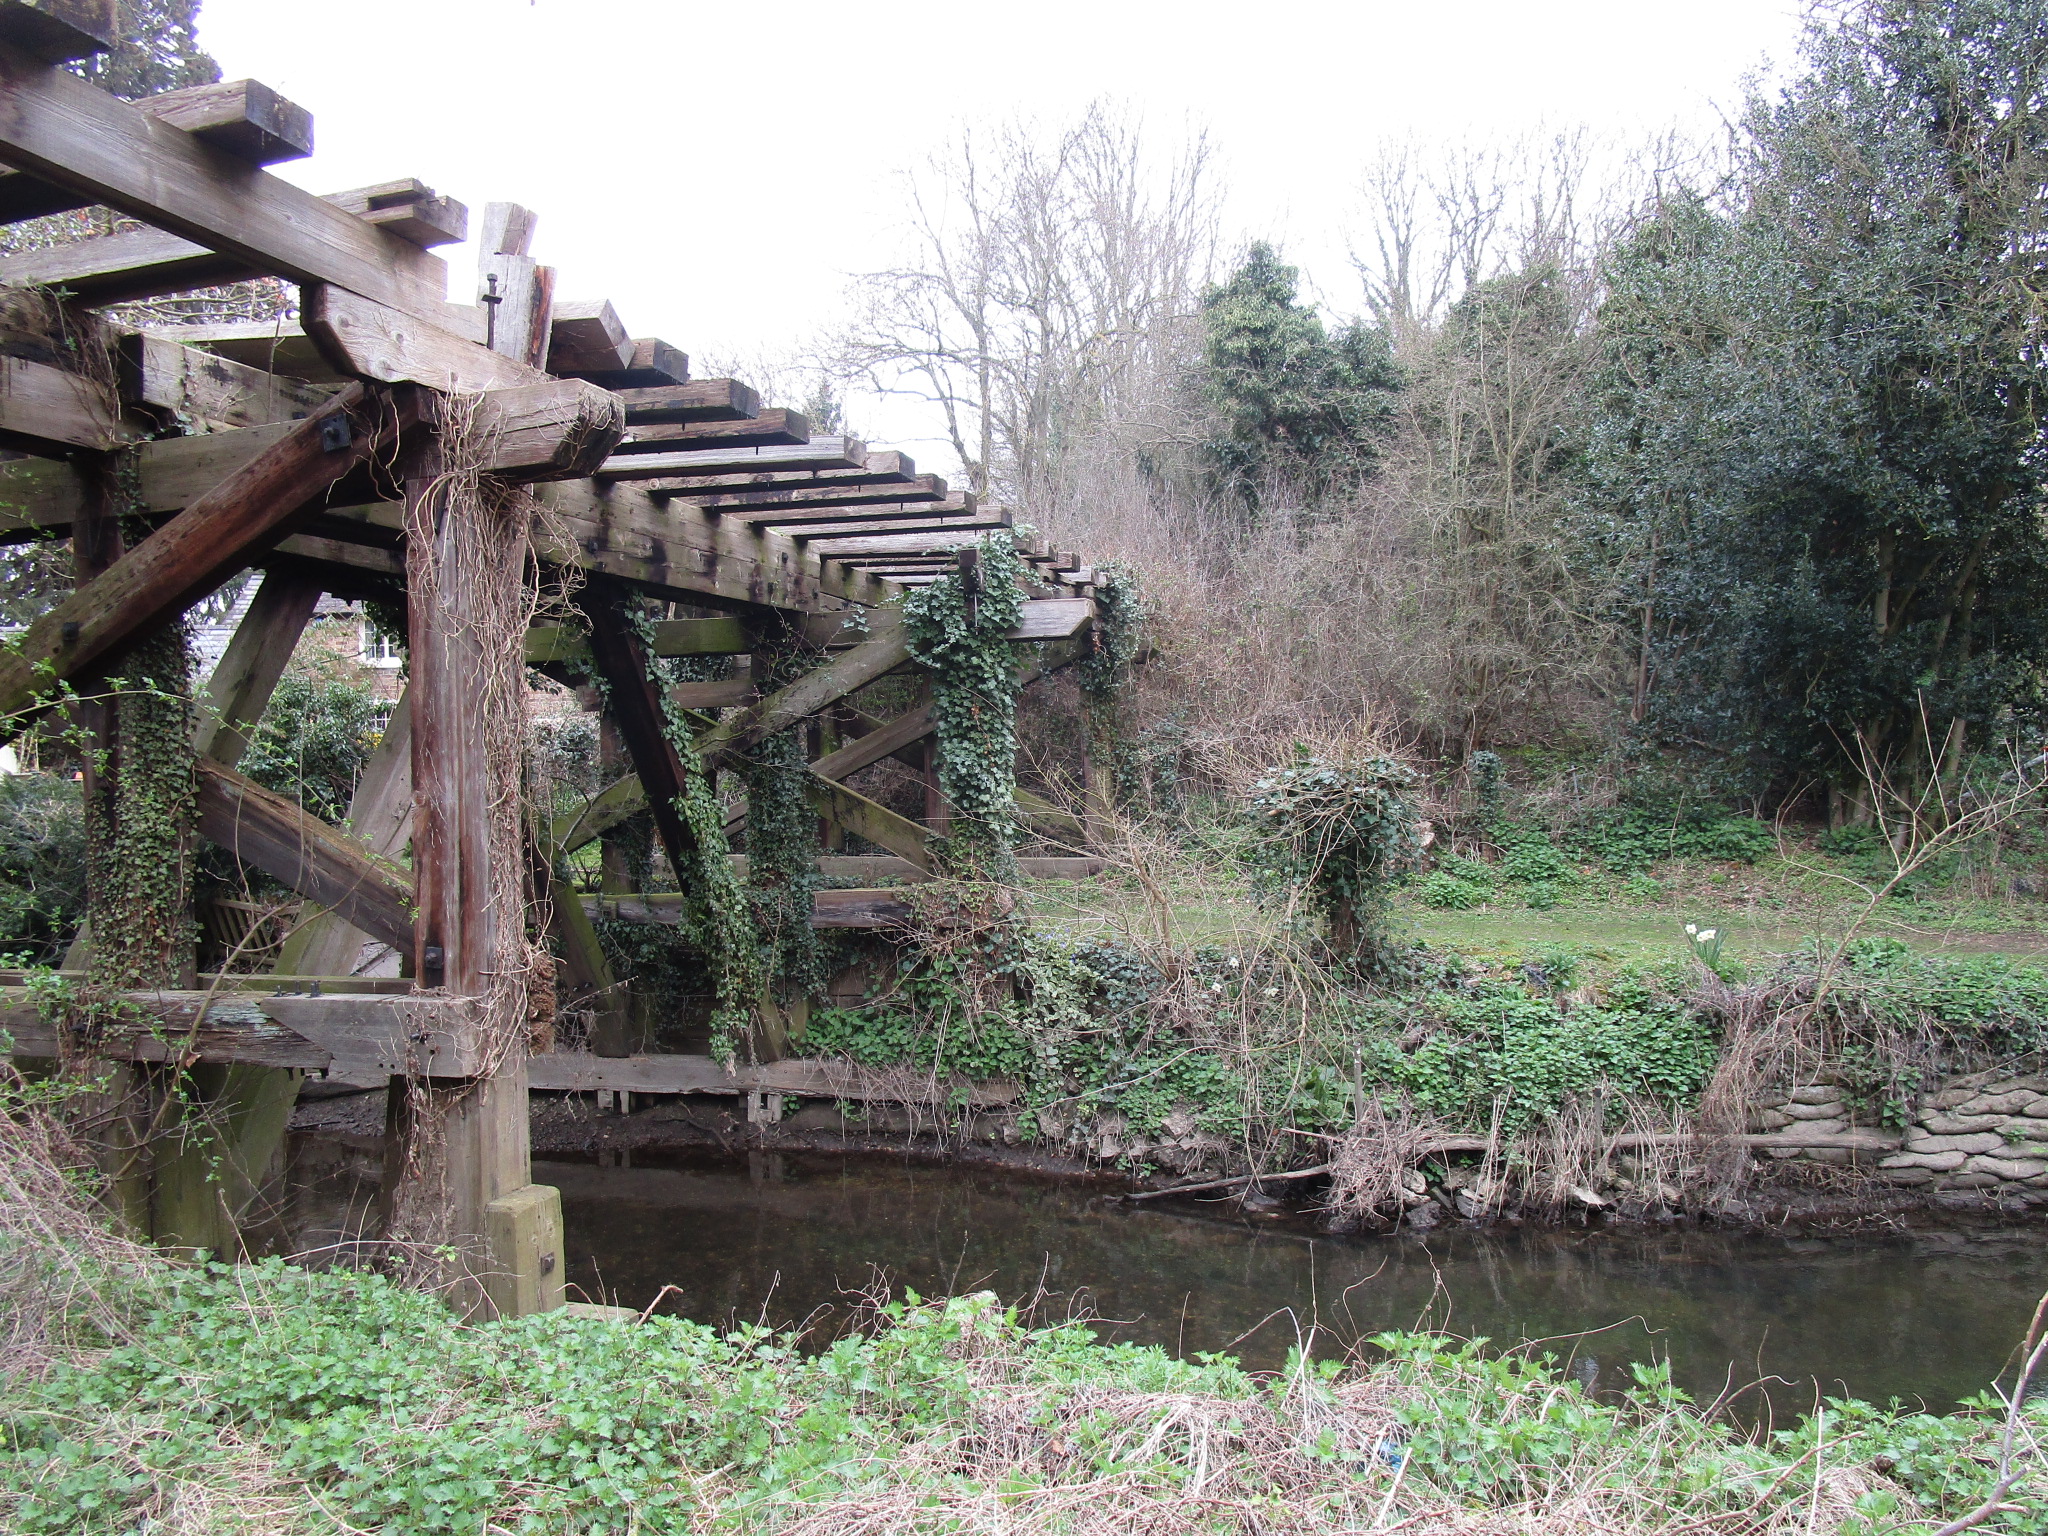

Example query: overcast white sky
[194,0,1807,460]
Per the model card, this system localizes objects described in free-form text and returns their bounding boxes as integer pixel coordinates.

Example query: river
[536,1149,2048,1415]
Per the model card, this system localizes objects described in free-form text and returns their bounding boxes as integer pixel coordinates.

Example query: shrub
[0,774,85,961]
[1418,872,1487,909]
[240,672,386,824]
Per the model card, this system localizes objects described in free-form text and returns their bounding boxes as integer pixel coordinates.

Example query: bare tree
[836,102,1220,520]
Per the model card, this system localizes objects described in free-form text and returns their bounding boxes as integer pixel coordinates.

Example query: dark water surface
[540,1151,2048,1413]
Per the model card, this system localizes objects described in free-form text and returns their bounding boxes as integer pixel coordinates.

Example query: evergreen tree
[1588,0,2048,815]
[1199,243,1400,516]
[72,0,218,101]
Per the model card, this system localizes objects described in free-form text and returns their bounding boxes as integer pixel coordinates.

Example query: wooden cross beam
[612,408,808,454]
[693,614,912,775]
[0,987,481,1077]
[614,380,759,424]
[594,437,866,481]
[679,477,952,519]
[644,452,920,499]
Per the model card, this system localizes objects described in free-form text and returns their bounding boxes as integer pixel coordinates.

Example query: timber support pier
[0,1,1107,1316]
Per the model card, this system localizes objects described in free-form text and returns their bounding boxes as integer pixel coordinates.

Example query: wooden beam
[324,178,467,248]
[596,436,866,481]
[616,378,758,425]
[813,529,1017,560]
[575,578,704,880]
[613,409,809,454]
[0,383,420,731]
[140,79,313,165]
[546,297,631,375]
[133,319,340,383]
[471,378,625,482]
[0,988,481,1076]
[192,569,321,767]
[194,757,415,953]
[800,511,1014,541]
[687,477,950,519]
[557,338,689,391]
[533,474,893,613]
[274,693,412,978]
[650,455,920,501]
[0,40,449,318]
[477,201,552,369]
[526,1049,1017,1104]
[120,330,339,430]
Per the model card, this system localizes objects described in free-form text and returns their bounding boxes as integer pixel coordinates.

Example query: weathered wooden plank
[671,678,753,709]
[194,757,415,954]
[595,436,866,481]
[649,453,919,499]
[558,338,689,391]
[808,699,934,784]
[613,409,808,454]
[575,580,702,880]
[526,1048,1019,1104]
[268,532,403,579]
[192,569,321,766]
[616,378,757,425]
[550,770,646,860]
[325,178,468,247]
[546,297,631,374]
[273,693,412,978]
[812,529,1015,559]
[0,384,421,730]
[0,40,449,318]
[803,512,1015,542]
[138,319,341,382]
[0,989,482,1077]
[532,474,892,613]
[120,331,339,430]
[142,78,313,165]
[477,201,552,369]
[692,477,951,520]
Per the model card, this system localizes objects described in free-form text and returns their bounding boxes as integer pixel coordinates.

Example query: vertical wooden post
[387,427,562,1318]
[154,569,326,1257]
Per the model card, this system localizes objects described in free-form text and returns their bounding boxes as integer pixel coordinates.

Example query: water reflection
[541,1151,2048,1413]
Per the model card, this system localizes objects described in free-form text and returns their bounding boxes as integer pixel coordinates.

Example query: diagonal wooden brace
[194,757,416,955]
[0,382,422,736]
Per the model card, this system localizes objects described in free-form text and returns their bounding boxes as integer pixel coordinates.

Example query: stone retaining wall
[1750,1068,2048,1197]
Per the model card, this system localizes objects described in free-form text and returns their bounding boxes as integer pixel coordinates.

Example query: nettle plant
[1248,748,1421,969]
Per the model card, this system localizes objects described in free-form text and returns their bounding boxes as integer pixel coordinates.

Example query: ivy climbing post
[1076,565,1144,843]
[902,538,1029,881]
[744,616,823,1051]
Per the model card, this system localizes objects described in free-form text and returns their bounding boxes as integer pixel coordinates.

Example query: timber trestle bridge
[0,2,1110,1315]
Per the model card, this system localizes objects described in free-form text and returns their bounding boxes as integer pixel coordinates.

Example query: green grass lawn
[1019,860,2048,968]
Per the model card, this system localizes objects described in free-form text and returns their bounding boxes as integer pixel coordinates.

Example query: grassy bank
[2,1245,2042,1536]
